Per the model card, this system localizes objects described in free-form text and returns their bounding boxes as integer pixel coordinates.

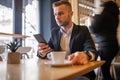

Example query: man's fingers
[71,57,78,64]
[71,52,89,65]
[68,54,74,60]
[39,44,49,50]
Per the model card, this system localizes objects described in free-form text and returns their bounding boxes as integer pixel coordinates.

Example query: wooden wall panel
[115,0,120,8]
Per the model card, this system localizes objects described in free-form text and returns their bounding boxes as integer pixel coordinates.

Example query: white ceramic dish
[44,60,72,67]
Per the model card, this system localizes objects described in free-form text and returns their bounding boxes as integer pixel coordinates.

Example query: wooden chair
[0,45,6,61]
[16,47,32,59]
[111,55,120,80]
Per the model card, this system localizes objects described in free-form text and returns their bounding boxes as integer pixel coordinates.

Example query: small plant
[7,41,21,52]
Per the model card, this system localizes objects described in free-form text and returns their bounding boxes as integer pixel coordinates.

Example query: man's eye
[58,12,64,16]
[54,12,64,16]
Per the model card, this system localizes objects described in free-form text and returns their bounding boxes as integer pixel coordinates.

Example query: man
[37,1,98,80]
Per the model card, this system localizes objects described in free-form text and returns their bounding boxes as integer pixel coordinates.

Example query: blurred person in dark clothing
[89,0,119,80]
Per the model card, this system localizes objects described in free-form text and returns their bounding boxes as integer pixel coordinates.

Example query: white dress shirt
[60,24,73,55]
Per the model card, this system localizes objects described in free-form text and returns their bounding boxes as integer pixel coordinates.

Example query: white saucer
[44,60,72,67]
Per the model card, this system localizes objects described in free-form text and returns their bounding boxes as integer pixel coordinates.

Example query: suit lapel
[56,29,62,50]
[69,24,79,53]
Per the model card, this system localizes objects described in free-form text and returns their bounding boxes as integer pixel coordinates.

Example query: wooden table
[0,58,105,80]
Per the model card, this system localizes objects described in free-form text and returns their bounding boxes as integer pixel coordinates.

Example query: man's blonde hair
[52,0,72,11]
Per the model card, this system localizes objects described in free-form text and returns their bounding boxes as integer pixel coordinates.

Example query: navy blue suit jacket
[48,24,97,59]
[37,24,98,80]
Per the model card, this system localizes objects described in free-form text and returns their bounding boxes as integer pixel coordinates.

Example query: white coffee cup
[50,51,66,64]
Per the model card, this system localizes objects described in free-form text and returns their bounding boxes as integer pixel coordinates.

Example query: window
[22,0,39,57]
[0,1,13,42]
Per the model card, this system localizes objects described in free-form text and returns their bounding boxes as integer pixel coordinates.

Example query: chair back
[0,46,5,54]
[115,56,120,62]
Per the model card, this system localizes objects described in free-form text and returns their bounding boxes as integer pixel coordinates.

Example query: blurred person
[37,1,98,80]
[89,0,119,80]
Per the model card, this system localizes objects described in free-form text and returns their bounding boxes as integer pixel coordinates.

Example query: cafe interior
[0,0,120,80]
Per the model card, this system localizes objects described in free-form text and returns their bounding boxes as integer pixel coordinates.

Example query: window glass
[22,0,39,57]
[0,1,13,43]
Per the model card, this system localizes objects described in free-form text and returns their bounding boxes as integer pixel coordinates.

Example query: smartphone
[33,34,47,43]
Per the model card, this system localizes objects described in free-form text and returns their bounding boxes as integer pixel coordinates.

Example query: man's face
[53,4,73,27]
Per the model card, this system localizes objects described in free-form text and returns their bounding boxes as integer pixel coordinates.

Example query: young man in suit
[37,1,98,80]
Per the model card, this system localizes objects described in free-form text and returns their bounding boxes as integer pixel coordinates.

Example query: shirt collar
[60,23,73,36]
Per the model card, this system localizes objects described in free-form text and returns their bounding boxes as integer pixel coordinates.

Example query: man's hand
[38,43,52,56]
[68,51,89,65]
